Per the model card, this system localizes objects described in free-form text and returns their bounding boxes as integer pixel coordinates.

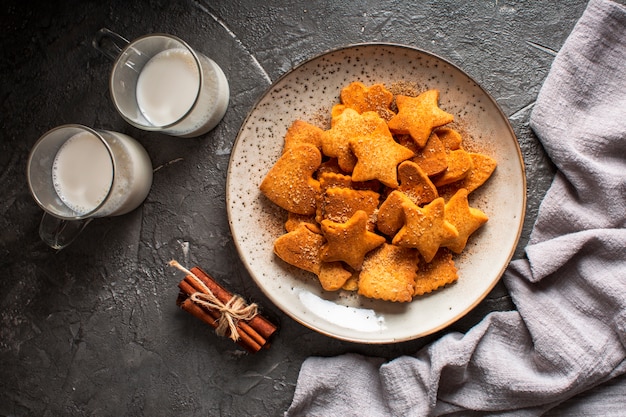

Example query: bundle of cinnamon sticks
[172,261,278,353]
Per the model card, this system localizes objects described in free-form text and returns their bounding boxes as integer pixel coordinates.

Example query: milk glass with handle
[27,124,153,249]
[93,28,230,137]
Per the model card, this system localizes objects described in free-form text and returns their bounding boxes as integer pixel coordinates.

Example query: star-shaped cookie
[387,90,454,148]
[392,197,458,263]
[321,107,381,172]
[349,112,414,188]
[443,188,488,253]
[320,210,386,270]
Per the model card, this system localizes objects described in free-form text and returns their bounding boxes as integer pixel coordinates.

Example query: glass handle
[39,212,93,250]
[92,28,129,61]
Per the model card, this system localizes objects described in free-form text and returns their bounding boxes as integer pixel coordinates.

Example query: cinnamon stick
[191,267,278,339]
[178,297,262,353]
[172,263,278,353]
[179,276,267,348]
[179,296,218,328]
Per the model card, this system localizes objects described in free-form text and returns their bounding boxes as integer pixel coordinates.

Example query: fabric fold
[286,0,626,415]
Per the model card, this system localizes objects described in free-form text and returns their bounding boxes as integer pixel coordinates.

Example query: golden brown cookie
[432,149,473,187]
[392,197,459,263]
[443,188,488,253]
[340,81,396,121]
[455,152,497,194]
[317,158,344,176]
[274,223,325,275]
[318,171,353,190]
[320,210,386,270]
[285,212,319,233]
[349,112,414,188]
[283,120,324,152]
[321,107,382,172]
[435,127,463,151]
[410,132,448,176]
[342,271,359,291]
[397,160,439,206]
[317,186,380,230]
[260,143,321,215]
[317,261,353,291]
[413,249,458,296]
[318,171,380,193]
[358,243,418,302]
[376,190,413,236]
[387,90,454,148]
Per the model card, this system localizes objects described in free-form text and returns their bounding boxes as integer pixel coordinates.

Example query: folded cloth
[285,0,626,415]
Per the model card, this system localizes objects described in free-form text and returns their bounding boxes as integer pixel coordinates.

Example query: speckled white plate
[226,43,526,344]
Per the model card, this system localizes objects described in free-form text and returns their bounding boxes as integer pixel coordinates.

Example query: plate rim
[226,42,527,344]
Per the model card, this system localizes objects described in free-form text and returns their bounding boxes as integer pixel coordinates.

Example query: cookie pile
[260,81,496,303]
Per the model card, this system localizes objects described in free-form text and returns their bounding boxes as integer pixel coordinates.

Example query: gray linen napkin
[285,0,626,415]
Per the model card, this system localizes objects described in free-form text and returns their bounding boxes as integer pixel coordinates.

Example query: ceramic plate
[226,43,526,343]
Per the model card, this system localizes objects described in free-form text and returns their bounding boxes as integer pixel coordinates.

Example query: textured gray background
[1,0,624,415]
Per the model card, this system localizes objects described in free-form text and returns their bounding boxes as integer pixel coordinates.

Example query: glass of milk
[93,28,229,138]
[27,124,153,249]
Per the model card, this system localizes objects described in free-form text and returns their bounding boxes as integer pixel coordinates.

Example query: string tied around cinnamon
[169,260,258,342]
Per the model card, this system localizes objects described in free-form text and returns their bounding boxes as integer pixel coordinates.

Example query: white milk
[52,130,153,217]
[52,131,113,215]
[135,48,229,137]
[136,48,199,127]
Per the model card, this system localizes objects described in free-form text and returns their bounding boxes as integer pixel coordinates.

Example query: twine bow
[169,260,258,341]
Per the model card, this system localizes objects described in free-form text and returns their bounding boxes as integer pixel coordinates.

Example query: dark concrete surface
[1,0,624,415]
